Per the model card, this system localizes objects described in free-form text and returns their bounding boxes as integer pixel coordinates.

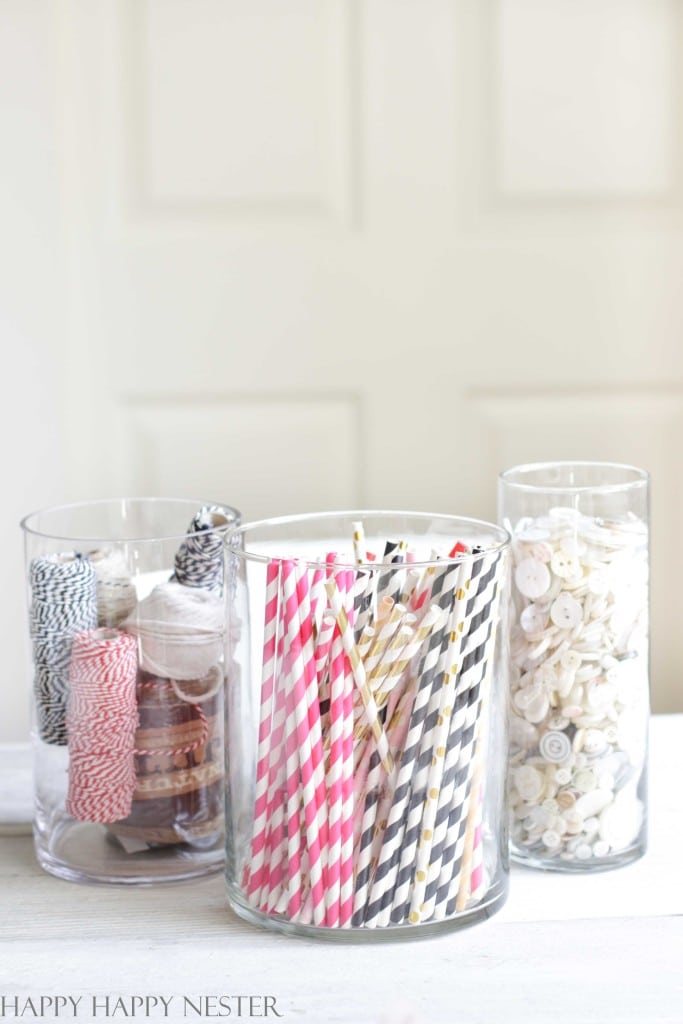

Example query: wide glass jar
[21,497,239,884]
[499,463,649,871]
[224,511,510,939]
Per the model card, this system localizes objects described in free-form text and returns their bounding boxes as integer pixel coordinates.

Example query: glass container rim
[226,509,510,569]
[20,496,241,544]
[499,461,649,496]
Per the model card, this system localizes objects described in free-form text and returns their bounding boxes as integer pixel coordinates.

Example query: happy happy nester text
[0,996,283,1019]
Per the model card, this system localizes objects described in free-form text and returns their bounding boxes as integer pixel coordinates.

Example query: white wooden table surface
[1,716,682,1024]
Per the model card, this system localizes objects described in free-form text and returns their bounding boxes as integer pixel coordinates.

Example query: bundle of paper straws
[242,524,505,929]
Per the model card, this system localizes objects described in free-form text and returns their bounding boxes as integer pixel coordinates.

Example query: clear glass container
[498,463,649,871]
[21,497,240,884]
[224,511,510,939]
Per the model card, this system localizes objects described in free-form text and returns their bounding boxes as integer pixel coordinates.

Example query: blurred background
[2,0,681,741]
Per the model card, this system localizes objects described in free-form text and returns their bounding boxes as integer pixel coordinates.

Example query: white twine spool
[122,581,223,680]
[87,548,138,628]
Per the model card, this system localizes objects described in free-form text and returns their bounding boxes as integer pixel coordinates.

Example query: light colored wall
[3,0,682,741]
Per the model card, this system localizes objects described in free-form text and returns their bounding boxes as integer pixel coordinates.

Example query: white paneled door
[3,0,682,740]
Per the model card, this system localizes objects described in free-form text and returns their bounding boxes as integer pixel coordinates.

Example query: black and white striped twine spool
[30,554,98,746]
[171,505,233,594]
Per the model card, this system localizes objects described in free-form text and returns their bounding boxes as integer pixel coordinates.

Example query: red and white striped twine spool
[66,628,138,824]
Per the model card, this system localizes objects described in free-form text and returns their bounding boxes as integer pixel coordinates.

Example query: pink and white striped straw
[281,560,326,926]
[245,560,280,903]
[262,573,289,912]
[324,574,347,926]
[295,561,329,890]
[339,569,356,927]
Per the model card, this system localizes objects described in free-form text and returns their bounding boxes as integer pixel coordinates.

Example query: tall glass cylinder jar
[224,511,510,939]
[21,497,240,884]
[499,463,649,871]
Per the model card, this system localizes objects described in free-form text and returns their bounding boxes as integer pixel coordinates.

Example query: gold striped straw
[352,521,367,565]
[372,621,416,698]
[363,602,405,679]
[325,579,393,775]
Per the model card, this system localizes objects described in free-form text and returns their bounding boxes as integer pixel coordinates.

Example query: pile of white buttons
[507,507,648,865]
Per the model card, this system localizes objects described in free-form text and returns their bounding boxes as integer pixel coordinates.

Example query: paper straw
[400,568,422,606]
[314,610,335,696]
[361,602,405,681]
[352,748,383,924]
[339,569,356,927]
[431,551,504,920]
[453,577,503,913]
[406,662,457,924]
[371,621,416,699]
[364,562,464,928]
[262,578,290,913]
[375,540,408,608]
[325,579,393,775]
[245,560,281,902]
[281,560,326,925]
[325,575,347,926]
[283,645,304,921]
[352,521,367,564]
[295,561,329,883]
[310,565,327,633]
[390,561,471,922]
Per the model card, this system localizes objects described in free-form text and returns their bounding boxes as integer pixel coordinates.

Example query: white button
[563,571,585,591]
[528,541,553,563]
[582,728,608,756]
[510,716,539,750]
[586,680,617,711]
[573,768,597,793]
[554,768,572,787]
[560,650,582,673]
[524,805,548,829]
[575,663,601,683]
[548,714,570,731]
[524,690,550,724]
[551,551,581,579]
[575,843,593,860]
[592,840,610,858]
[513,765,544,803]
[520,604,549,634]
[542,798,559,814]
[575,789,613,818]
[550,593,582,629]
[562,810,584,834]
[515,558,551,599]
[542,829,561,849]
[540,731,572,763]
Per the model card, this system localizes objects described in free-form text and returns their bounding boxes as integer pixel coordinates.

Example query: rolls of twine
[66,628,139,823]
[87,548,138,628]
[122,582,223,681]
[30,554,98,745]
[172,505,233,594]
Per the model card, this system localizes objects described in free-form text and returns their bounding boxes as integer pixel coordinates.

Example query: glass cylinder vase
[224,510,510,939]
[21,497,240,884]
[499,462,649,871]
